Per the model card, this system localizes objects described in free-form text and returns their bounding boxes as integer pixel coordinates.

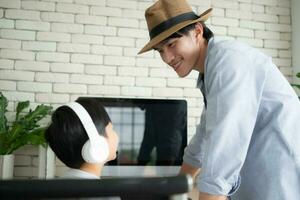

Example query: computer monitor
[78,97,188,177]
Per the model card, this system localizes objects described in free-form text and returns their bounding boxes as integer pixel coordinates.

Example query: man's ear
[194,22,204,38]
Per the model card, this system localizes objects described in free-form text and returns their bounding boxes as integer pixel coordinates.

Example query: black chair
[0,175,192,200]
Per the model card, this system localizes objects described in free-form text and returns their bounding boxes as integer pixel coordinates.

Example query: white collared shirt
[62,168,100,179]
[61,168,120,200]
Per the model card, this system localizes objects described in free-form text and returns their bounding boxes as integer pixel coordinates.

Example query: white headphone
[66,102,109,164]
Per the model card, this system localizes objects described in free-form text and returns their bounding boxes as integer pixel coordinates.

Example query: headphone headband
[66,102,100,142]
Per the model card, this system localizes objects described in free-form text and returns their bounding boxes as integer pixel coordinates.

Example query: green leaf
[10,104,52,142]
[0,92,53,155]
[24,127,47,146]
[296,72,300,78]
[0,133,9,155]
[0,92,9,133]
[15,101,29,121]
[4,127,47,154]
[291,84,300,89]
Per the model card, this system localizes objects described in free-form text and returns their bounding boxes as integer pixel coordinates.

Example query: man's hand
[180,162,200,180]
[179,163,201,199]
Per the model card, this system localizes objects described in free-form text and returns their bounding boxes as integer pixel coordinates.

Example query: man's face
[154,30,201,77]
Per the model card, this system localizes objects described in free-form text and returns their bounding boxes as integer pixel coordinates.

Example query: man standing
[138,0,300,200]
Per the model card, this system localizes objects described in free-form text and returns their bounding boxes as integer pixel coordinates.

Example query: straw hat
[138,0,212,54]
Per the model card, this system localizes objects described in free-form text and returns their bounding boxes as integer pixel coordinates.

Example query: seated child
[45,98,119,180]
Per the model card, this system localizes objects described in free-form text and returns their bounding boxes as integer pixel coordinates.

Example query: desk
[0,175,192,200]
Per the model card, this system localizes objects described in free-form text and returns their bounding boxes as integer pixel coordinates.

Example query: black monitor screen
[78,97,187,166]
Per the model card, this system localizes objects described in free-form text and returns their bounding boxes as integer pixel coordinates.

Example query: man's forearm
[199,192,227,200]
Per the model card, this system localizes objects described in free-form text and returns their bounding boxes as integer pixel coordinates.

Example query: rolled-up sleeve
[197,47,264,196]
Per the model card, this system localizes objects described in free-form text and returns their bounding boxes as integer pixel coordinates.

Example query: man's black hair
[167,21,213,42]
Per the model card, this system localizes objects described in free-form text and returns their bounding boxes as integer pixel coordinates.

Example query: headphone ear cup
[81,136,110,164]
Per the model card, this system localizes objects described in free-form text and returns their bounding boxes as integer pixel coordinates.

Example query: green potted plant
[291,72,300,89]
[0,92,52,179]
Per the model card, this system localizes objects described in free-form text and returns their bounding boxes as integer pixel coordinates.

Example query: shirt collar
[196,37,214,88]
[62,168,100,179]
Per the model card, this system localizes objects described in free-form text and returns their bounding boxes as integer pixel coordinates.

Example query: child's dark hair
[167,21,213,42]
[45,98,111,169]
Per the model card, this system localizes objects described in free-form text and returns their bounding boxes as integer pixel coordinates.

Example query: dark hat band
[149,12,199,39]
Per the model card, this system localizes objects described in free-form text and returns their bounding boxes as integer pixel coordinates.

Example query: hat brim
[138,8,213,54]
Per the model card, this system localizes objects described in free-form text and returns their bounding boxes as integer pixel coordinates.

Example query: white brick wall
[0,0,293,179]
[37,31,71,42]
[36,52,69,62]
[0,38,21,49]
[5,9,40,21]
[35,72,69,83]
[0,49,35,60]
[16,20,50,31]
[41,12,74,23]
[0,0,21,9]
[51,23,83,33]
[23,41,56,51]
[0,59,14,69]
[16,60,49,71]
[56,3,89,14]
